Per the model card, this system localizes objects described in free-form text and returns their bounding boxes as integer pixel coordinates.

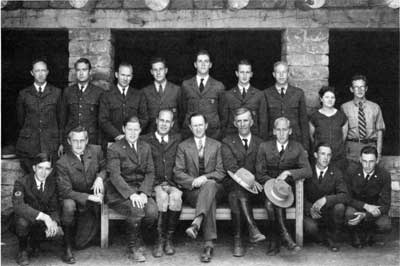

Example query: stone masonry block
[69,40,89,55]
[246,0,287,9]
[68,69,76,83]
[49,0,72,8]
[69,29,113,41]
[170,0,194,9]
[282,41,329,55]
[305,28,329,42]
[92,67,115,81]
[69,54,113,69]
[285,54,329,66]
[92,80,112,90]
[123,0,147,9]
[325,0,369,7]
[23,1,49,9]
[282,29,306,45]
[89,40,113,54]
[194,0,224,9]
[96,0,123,8]
[289,66,329,81]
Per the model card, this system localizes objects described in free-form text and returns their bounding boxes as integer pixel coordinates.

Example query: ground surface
[2,220,399,266]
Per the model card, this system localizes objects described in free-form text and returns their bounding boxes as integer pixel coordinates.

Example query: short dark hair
[351,74,368,86]
[68,126,88,140]
[74,57,92,70]
[318,86,336,98]
[31,58,48,69]
[117,62,133,72]
[360,145,378,158]
[234,107,253,120]
[195,49,211,61]
[123,116,141,128]
[189,113,207,125]
[237,59,252,70]
[314,142,332,153]
[150,57,167,68]
[33,152,53,166]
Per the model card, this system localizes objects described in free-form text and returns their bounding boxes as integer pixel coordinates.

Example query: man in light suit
[142,57,182,134]
[106,116,157,262]
[181,50,225,140]
[57,126,106,264]
[173,113,225,263]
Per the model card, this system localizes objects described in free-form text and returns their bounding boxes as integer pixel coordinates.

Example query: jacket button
[79,105,82,108]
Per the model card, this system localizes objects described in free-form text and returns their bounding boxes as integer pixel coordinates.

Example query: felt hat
[264,179,294,208]
[228,168,259,194]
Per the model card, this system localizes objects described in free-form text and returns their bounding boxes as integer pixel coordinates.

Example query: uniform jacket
[60,83,104,145]
[345,163,391,215]
[181,76,225,139]
[221,86,268,139]
[16,84,62,157]
[12,173,59,223]
[56,145,106,206]
[106,138,155,203]
[140,132,181,186]
[99,85,148,142]
[142,81,182,134]
[304,165,348,216]
[173,137,225,190]
[256,140,312,184]
[264,85,309,150]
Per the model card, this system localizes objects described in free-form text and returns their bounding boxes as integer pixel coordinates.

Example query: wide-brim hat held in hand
[264,178,294,208]
[228,168,259,194]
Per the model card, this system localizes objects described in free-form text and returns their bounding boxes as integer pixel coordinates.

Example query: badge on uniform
[210,99,215,104]
[172,108,177,113]
[14,191,22,197]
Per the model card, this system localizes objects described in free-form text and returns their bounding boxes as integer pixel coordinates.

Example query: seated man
[141,109,183,257]
[106,116,157,262]
[256,117,312,255]
[56,126,106,264]
[304,143,348,252]
[13,153,62,266]
[173,113,225,263]
[221,107,265,257]
[345,146,391,248]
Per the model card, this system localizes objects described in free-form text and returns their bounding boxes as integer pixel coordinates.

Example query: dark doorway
[1,30,69,149]
[114,30,282,91]
[329,30,399,155]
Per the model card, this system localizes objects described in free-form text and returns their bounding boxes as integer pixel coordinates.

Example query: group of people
[12,50,391,265]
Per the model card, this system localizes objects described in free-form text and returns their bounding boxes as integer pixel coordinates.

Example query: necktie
[121,87,126,99]
[158,84,163,98]
[39,182,44,192]
[358,102,367,139]
[365,174,370,181]
[38,86,43,97]
[242,88,246,99]
[280,88,285,98]
[242,138,248,150]
[198,139,204,158]
[161,135,167,145]
[79,154,84,166]
[199,78,205,93]
[279,145,285,157]
[78,85,83,98]
[132,144,137,155]
[319,171,324,184]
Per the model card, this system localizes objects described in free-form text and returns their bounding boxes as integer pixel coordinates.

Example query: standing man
[142,57,182,134]
[341,75,385,162]
[221,59,268,139]
[256,117,312,255]
[99,62,148,146]
[174,113,225,263]
[106,116,157,262]
[345,146,391,248]
[221,107,266,257]
[181,50,225,140]
[304,143,348,252]
[264,61,309,150]
[13,153,62,266]
[141,109,183,257]
[16,59,63,173]
[60,58,104,147]
[56,126,106,264]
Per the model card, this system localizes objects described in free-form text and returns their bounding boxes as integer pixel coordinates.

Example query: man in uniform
[16,59,63,173]
[106,116,158,262]
[141,109,182,257]
[56,126,106,264]
[174,113,225,263]
[181,50,225,140]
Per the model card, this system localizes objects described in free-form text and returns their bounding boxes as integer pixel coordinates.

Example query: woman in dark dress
[309,86,348,171]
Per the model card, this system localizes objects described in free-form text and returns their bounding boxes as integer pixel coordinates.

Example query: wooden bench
[100,179,304,248]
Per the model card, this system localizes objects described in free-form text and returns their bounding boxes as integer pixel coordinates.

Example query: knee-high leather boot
[231,210,244,257]
[239,198,266,243]
[153,212,167,257]
[62,226,76,264]
[128,220,145,262]
[16,236,29,266]
[164,210,180,255]
[265,201,280,256]
[276,207,300,252]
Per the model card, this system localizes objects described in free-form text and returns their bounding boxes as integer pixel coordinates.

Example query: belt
[346,138,377,144]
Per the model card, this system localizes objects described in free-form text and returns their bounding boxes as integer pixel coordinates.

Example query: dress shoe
[282,232,301,252]
[200,247,213,263]
[325,237,339,252]
[365,233,385,247]
[164,231,176,255]
[249,232,266,243]
[16,250,29,266]
[266,239,280,256]
[129,248,146,262]
[233,236,244,257]
[61,249,76,264]
[185,224,199,239]
[351,232,363,249]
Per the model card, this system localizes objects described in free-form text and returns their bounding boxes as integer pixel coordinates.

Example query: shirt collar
[155,131,169,143]
[194,136,206,147]
[34,82,47,92]
[363,170,374,179]
[315,165,328,176]
[238,84,250,92]
[275,84,288,93]
[353,98,367,106]
[239,133,252,144]
[127,140,137,151]
[78,82,88,92]
[154,80,167,91]
[276,141,288,151]
[34,175,46,188]
[117,84,128,94]
[196,75,209,87]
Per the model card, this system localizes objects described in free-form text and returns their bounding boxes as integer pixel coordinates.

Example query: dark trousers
[345,206,392,233]
[15,216,47,239]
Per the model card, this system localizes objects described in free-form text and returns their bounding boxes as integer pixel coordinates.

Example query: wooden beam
[2,8,398,29]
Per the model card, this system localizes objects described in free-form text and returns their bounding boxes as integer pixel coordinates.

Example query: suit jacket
[264,85,309,150]
[12,173,59,223]
[99,85,148,142]
[56,145,106,206]
[181,76,225,139]
[106,138,155,203]
[60,83,104,145]
[221,86,268,139]
[140,132,182,186]
[345,163,391,215]
[142,81,182,134]
[256,140,312,184]
[16,84,62,157]
[304,165,348,216]
[173,137,225,190]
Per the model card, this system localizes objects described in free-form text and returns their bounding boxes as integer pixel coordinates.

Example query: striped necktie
[358,102,367,139]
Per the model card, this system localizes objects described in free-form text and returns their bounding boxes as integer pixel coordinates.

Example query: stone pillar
[68,29,115,90]
[282,28,329,113]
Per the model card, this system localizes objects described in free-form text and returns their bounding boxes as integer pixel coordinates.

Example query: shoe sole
[249,234,266,243]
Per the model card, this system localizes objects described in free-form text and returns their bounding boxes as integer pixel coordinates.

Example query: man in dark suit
[13,153,62,266]
[304,143,348,252]
[60,58,104,147]
[141,109,182,257]
[264,61,309,150]
[221,107,266,257]
[106,116,157,262]
[56,126,106,264]
[173,113,225,263]
[221,59,268,139]
[142,57,182,134]
[345,146,391,248]
[99,62,148,146]
[256,117,312,255]
[181,50,225,140]
[16,59,63,174]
